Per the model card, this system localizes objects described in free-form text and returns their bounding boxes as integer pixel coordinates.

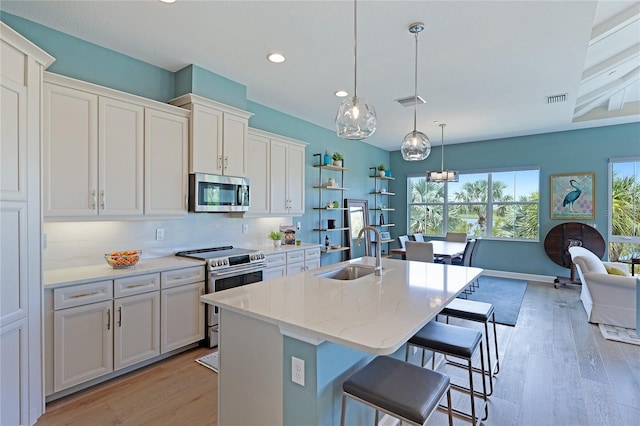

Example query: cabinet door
[269,140,289,215]
[286,261,306,276]
[144,108,188,216]
[0,79,27,201]
[0,203,27,326]
[247,132,270,215]
[160,282,204,353]
[222,113,248,177]
[0,318,28,426]
[190,103,223,175]
[114,291,160,370]
[263,266,286,281]
[53,300,113,391]
[43,83,98,216]
[98,97,144,216]
[305,258,321,272]
[286,143,306,215]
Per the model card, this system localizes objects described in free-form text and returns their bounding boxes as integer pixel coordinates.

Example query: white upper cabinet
[43,83,98,217]
[144,108,188,216]
[169,94,253,177]
[247,128,307,216]
[43,73,189,219]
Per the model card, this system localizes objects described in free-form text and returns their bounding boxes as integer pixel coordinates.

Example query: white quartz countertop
[252,242,321,255]
[201,256,483,356]
[44,256,205,288]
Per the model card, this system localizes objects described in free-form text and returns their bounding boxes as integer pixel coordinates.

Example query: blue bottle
[323,152,331,165]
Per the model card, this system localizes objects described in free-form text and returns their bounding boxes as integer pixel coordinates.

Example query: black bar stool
[405,321,488,425]
[340,356,453,426]
[440,298,500,395]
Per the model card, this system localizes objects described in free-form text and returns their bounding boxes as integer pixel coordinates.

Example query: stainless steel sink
[315,265,376,280]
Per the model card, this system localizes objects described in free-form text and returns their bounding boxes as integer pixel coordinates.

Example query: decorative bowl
[104,250,141,269]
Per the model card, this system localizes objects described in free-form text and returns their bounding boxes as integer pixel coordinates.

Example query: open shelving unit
[369,167,396,255]
[313,154,350,257]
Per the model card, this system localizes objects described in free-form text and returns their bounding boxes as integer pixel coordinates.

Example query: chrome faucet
[356,226,383,276]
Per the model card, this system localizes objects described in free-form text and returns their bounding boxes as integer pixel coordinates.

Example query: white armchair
[569,246,637,329]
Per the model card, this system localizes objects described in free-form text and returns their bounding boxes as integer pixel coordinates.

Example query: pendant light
[426,123,458,182]
[400,22,431,161]
[335,0,377,140]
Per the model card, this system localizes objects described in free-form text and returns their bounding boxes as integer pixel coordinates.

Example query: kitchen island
[201,256,482,425]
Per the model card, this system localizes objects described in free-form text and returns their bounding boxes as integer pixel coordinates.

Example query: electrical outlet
[291,356,305,386]
[243,223,249,234]
[156,228,165,241]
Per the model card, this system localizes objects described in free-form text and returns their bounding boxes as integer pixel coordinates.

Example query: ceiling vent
[546,93,567,104]
[396,95,426,107]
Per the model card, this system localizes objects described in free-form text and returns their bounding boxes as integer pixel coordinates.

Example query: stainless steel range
[176,246,266,347]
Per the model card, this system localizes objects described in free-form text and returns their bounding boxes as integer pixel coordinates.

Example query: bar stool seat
[341,356,453,426]
[441,299,500,395]
[406,321,487,424]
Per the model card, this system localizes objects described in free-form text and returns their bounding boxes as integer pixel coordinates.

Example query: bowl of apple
[105,250,141,269]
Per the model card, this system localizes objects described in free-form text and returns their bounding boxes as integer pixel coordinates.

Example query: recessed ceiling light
[159,0,176,3]
[268,53,285,63]
[335,90,348,97]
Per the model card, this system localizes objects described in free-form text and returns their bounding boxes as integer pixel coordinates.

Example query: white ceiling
[2,0,639,151]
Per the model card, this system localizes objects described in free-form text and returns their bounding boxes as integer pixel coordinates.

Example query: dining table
[391,240,467,263]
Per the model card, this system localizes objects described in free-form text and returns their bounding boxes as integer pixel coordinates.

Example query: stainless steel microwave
[189,173,250,212]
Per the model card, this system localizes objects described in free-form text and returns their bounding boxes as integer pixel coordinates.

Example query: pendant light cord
[353,0,358,99]
[413,31,418,132]
[440,123,446,170]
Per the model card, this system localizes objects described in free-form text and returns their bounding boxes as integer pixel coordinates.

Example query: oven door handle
[210,263,266,278]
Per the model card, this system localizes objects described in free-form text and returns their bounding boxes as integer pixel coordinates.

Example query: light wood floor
[36,281,640,426]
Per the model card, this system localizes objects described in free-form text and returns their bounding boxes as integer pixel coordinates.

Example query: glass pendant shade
[401,130,431,161]
[336,96,377,140]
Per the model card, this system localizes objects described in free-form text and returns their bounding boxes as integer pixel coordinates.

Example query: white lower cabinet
[268,247,322,278]
[263,252,287,281]
[114,291,160,370]
[53,299,113,391]
[47,267,205,397]
[160,281,204,353]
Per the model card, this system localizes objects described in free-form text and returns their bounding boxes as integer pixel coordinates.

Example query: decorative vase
[379,170,385,177]
[333,160,343,167]
[323,153,331,165]
[385,170,392,177]
[272,239,281,247]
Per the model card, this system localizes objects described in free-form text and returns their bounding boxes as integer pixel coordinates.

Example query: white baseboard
[481,269,556,284]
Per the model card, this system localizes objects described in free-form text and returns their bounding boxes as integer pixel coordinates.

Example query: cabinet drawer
[265,253,286,267]
[305,247,321,260]
[54,280,113,310]
[286,250,305,263]
[114,273,160,298]
[161,266,206,289]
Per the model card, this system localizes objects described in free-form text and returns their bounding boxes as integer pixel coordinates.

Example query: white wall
[43,214,292,270]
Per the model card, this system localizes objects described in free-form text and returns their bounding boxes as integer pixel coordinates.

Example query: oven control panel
[207,251,266,271]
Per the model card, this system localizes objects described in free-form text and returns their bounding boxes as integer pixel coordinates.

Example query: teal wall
[390,123,640,277]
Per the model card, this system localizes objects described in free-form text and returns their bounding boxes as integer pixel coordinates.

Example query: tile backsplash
[43,214,292,270]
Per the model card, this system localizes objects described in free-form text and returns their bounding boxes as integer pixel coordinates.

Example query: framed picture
[550,172,595,220]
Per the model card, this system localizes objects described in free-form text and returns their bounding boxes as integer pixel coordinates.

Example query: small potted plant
[268,231,284,247]
[377,164,386,177]
[332,152,344,167]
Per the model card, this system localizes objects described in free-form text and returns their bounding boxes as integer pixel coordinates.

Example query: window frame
[608,156,640,245]
[407,166,540,242]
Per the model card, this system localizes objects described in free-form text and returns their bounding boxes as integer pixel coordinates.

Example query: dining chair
[405,241,434,263]
[412,233,425,242]
[398,235,409,249]
[445,232,467,242]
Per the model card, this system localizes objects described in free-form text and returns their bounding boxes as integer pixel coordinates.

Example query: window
[408,168,539,240]
[608,158,640,261]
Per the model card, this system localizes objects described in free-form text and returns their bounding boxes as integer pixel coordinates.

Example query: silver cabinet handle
[224,156,229,170]
[107,308,111,330]
[100,191,105,209]
[91,190,97,210]
[118,306,122,327]
[70,291,99,299]
[218,156,223,169]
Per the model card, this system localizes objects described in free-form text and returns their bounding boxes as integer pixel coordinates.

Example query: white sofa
[569,246,637,329]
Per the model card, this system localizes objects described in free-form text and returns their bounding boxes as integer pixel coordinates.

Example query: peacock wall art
[551,173,595,220]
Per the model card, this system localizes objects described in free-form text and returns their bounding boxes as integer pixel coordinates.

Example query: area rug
[599,324,640,346]
[196,351,219,372]
[459,276,528,326]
